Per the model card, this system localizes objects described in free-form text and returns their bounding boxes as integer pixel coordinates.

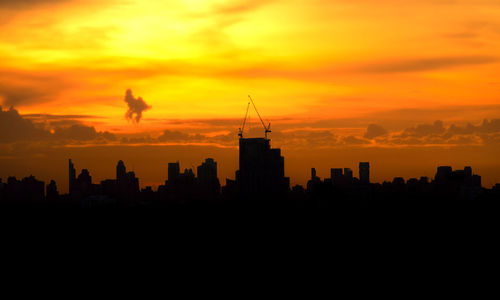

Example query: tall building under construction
[238,137,289,196]
[236,96,289,197]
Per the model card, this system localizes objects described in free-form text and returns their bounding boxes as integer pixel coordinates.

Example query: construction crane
[238,95,271,139]
[238,101,250,138]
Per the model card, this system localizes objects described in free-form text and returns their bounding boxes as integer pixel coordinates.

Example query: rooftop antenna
[248,95,271,139]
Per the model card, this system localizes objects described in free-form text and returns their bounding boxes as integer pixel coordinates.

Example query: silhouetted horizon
[3,1,500,206]
[1,133,499,207]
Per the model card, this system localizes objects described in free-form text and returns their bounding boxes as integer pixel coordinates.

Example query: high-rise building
[168,162,180,183]
[197,158,217,182]
[78,169,92,186]
[46,180,59,202]
[69,159,76,194]
[344,168,353,181]
[359,162,370,184]
[464,166,472,177]
[435,166,452,184]
[238,137,289,195]
[116,160,126,181]
[197,158,220,196]
[331,168,343,181]
[196,158,220,197]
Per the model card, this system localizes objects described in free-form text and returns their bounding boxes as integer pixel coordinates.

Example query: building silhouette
[359,162,370,184]
[197,158,220,198]
[168,162,180,185]
[46,180,59,203]
[2,126,500,206]
[116,160,126,180]
[434,166,481,200]
[1,175,44,204]
[237,137,289,197]
[344,168,353,182]
[69,159,76,194]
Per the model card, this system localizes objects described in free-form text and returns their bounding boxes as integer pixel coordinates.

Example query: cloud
[0,105,49,142]
[53,124,97,141]
[0,105,115,143]
[401,120,446,137]
[364,124,388,139]
[213,0,275,15]
[341,136,371,145]
[157,130,203,142]
[124,89,151,123]
[376,118,500,146]
[361,56,497,73]
[0,0,68,9]
[0,69,69,106]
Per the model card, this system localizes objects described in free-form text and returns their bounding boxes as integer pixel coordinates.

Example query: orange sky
[1,0,500,191]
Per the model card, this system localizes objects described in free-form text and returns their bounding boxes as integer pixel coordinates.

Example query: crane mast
[238,102,250,138]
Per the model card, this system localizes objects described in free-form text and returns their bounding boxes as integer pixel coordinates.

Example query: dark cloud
[0,105,49,142]
[361,56,497,73]
[53,124,96,141]
[124,89,151,123]
[379,119,500,146]
[0,106,115,143]
[157,130,204,142]
[341,136,371,145]
[401,120,446,137]
[478,119,500,133]
[213,0,275,15]
[0,85,50,106]
[157,130,192,142]
[0,0,68,9]
[0,69,69,106]
[364,124,388,139]
[22,113,101,120]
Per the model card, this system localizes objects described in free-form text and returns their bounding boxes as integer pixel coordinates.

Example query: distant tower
[168,162,180,182]
[46,180,59,201]
[197,158,219,187]
[435,166,452,184]
[78,169,92,185]
[359,162,370,184]
[464,166,472,177]
[69,159,76,194]
[116,160,126,181]
[344,168,353,181]
[311,168,317,179]
[331,168,343,179]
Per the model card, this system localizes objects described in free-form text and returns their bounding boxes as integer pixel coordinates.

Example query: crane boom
[248,95,271,139]
[248,95,267,130]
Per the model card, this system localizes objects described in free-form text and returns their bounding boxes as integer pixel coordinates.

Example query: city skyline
[1,1,500,193]
[1,134,496,206]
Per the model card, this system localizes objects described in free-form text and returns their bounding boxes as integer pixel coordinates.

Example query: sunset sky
[1,0,500,192]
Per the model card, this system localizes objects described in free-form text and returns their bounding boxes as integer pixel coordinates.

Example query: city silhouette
[2,129,499,208]
[2,2,500,207]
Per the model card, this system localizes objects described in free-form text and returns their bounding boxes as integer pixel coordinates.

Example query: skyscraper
[69,159,76,194]
[344,168,353,181]
[116,160,126,181]
[435,166,452,184]
[359,162,370,184]
[168,162,180,183]
[238,137,289,196]
[197,158,220,194]
[331,168,343,183]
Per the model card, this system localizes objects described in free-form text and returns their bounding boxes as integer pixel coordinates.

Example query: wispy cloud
[359,56,497,73]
